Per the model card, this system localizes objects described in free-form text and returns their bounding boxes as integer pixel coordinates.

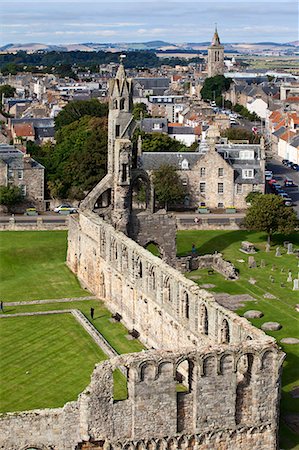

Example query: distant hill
[0,40,298,54]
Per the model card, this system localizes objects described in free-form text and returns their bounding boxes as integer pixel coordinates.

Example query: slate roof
[290,134,299,148]
[0,144,44,169]
[141,152,202,170]
[11,118,54,128]
[168,126,195,135]
[133,77,170,96]
[140,118,168,133]
[272,127,286,138]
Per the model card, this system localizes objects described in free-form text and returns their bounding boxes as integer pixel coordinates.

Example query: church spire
[211,24,221,46]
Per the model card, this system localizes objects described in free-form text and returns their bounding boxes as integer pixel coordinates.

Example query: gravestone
[275,247,281,257]
[280,267,285,273]
[240,241,256,254]
[265,243,271,253]
[287,243,293,254]
[287,272,292,283]
[248,256,256,268]
[293,279,299,291]
[261,322,282,331]
[244,310,263,319]
[269,275,274,283]
[260,259,266,268]
[283,241,290,248]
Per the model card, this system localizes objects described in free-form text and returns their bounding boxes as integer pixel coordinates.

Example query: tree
[243,194,298,244]
[0,185,22,210]
[132,102,150,120]
[200,75,232,103]
[221,127,260,144]
[153,164,187,210]
[54,99,108,130]
[245,191,262,204]
[0,84,16,99]
[141,132,190,153]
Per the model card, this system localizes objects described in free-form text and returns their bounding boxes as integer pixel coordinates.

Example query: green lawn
[0,231,87,301]
[0,313,110,412]
[177,230,299,450]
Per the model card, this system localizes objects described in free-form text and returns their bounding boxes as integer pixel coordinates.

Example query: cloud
[0,1,297,45]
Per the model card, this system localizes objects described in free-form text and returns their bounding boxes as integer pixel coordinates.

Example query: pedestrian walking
[90,307,94,319]
[0,301,3,313]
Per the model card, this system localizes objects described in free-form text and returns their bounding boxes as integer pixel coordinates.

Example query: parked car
[24,207,38,216]
[278,192,289,198]
[268,179,278,185]
[286,161,293,168]
[53,204,77,214]
[291,163,299,171]
[284,178,297,187]
[282,159,289,166]
[284,198,293,206]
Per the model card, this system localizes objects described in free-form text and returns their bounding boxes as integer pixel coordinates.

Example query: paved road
[266,157,299,216]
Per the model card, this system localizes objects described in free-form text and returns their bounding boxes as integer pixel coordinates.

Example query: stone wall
[0,346,284,449]
[67,212,268,350]
[176,254,238,279]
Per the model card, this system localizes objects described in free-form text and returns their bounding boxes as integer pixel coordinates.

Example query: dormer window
[181,159,189,170]
[153,123,161,130]
[242,169,254,179]
[239,150,254,160]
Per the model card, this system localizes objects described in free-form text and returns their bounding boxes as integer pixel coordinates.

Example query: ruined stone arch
[181,290,189,319]
[220,318,230,343]
[199,303,208,335]
[219,352,235,375]
[163,276,171,303]
[157,360,174,378]
[235,353,254,425]
[175,357,194,391]
[260,349,275,370]
[202,354,217,376]
[121,244,129,271]
[130,170,152,212]
[135,256,143,278]
[148,265,156,291]
[111,238,118,261]
[139,361,157,381]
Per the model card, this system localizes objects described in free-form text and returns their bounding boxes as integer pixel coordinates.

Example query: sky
[0,0,298,46]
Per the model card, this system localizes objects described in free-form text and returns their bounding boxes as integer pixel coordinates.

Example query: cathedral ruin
[0,64,284,450]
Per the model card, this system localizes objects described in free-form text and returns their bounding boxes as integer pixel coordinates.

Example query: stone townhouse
[0,144,45,210]
[141,139,265,210]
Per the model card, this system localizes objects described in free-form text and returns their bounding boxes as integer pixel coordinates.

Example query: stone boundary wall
[4,296,96,307]
[67,211,271,351]
[0,217,68,231]
[176,217,242,231]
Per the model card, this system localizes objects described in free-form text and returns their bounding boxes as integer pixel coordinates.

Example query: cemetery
[0,229,298,448]
[177,229,299,448]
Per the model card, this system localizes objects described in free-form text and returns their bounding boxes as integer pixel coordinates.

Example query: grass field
[177,229,299,450]
[0,231,87,301]
[0,231,144,413]
[0,313,109,412]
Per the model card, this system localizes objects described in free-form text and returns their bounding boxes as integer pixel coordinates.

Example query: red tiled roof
[168,122,182,127]
[269,111,282,122]
[284,96,299,102]
[13,123,34,137]
[274,120,286,131]
[280,130,296,142]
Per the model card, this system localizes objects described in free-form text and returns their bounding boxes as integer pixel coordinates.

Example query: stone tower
[107,62,135,232]
[207,26,224,78]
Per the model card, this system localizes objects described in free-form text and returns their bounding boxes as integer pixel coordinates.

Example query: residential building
[0,144,45,210]
[140,134,265,210]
